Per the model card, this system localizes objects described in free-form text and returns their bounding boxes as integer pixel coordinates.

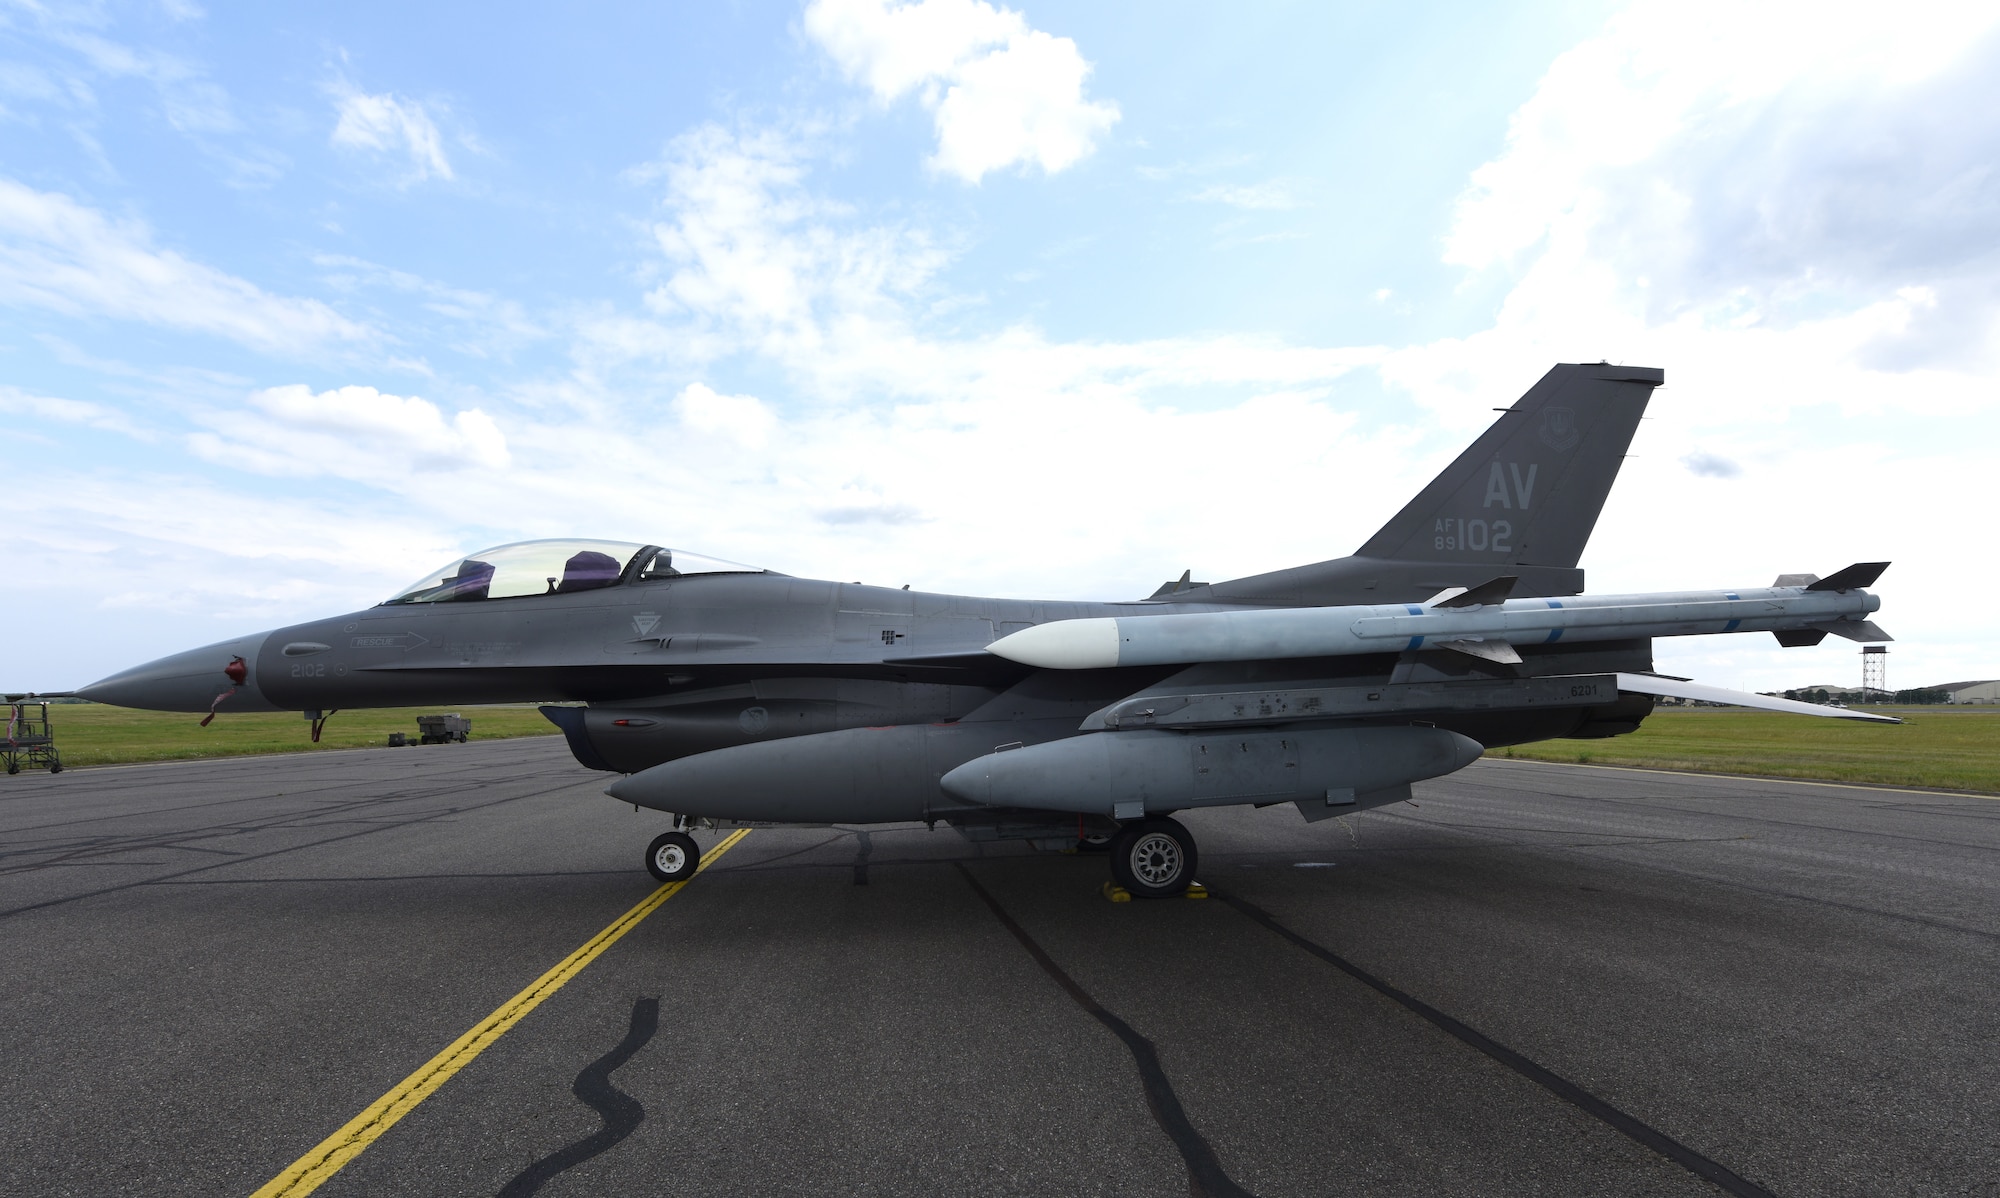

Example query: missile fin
[1773,629,1828,648]
[1812,619,1892,643]
[1614,672,1901,723]
[1432,638,1523,665]
[1805,562,1890,592]
[1774,572,1819,587]
[1430,575,1519,609]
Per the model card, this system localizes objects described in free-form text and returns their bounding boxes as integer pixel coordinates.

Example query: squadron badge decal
[1539,405,1581,451]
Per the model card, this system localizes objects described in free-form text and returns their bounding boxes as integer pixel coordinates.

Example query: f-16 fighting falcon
[75,363,1896,898]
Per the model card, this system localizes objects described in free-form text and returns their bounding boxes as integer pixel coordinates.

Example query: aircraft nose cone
[77,635,277,713]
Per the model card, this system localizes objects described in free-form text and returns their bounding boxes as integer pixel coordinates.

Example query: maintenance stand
[4,701,64,775]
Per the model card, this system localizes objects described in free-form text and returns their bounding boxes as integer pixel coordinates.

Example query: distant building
[1930,680,2000,705]
[1783,684,1859,705]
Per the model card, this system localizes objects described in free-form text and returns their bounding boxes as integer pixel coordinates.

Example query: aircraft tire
[1109,817,1196,899]
[646,831,700,883]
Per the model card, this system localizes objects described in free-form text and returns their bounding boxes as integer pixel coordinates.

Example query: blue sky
[4,0,1997,694]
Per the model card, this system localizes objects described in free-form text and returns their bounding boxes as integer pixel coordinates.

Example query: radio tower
[1862,645,1887,704]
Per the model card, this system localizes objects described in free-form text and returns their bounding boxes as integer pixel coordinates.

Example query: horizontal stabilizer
[1814,620,1892,643]
[1615,673,1901,723]
[1806,562,1890,592]
[1430,576,1519,609]
[1432,638,1523,664]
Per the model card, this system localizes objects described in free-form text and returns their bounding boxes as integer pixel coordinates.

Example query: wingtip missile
[995,572,1886,673]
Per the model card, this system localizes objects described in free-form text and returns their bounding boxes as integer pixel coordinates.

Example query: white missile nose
[985,619,1122,670]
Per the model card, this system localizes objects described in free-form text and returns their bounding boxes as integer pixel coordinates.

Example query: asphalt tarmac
[2,737,1995,1198]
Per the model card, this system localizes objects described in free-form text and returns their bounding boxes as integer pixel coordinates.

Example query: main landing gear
[1108,817,1199,899]
[645,830,700,883]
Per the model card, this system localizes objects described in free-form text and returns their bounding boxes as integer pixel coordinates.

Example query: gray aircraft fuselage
[88,566,1651,767]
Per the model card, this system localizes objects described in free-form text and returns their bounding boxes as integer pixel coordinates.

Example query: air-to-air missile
[60,363,1905,898]
[984,566,1893,672]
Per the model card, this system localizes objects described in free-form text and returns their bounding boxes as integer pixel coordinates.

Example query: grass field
[1497,707,2000,793]
[2,703,562,771]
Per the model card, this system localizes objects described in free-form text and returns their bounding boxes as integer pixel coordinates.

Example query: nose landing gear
[645,830,700,883]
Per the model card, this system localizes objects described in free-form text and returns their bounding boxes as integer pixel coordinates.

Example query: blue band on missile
[1544,628,1563,643]
[1546,599,1563,608]
[1727,593,1740,601]
[1407,636,1423,650]
[1723,618,1740,632]
[1405,605,1423,615]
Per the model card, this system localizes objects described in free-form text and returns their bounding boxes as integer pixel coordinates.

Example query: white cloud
[0,178,373,355]
[674,382,778,448]
[43,27,237,133]
[188,384,509,484]
[329,84,454,183]
[613,124,1375,403]
[313,253,544,356]
[1192,180,1302,210]
[0,471,468,654]
[804,0,1119,182]
[0,384,150,439]
[1445,0,2000,361]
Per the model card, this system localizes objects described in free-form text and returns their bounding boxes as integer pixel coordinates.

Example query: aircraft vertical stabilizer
[1355,363,1659,568]
[1190,363,1661,606]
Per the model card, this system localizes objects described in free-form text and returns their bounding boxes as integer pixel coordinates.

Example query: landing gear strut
[645,831,700,883]
[1108,816,1198,899]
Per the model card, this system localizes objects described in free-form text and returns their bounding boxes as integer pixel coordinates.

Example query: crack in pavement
[496,996,660,1197]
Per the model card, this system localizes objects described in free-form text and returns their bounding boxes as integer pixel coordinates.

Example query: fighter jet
[75,363,1895,898]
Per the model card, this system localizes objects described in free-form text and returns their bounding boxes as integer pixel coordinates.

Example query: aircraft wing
[1615,673,1902,724]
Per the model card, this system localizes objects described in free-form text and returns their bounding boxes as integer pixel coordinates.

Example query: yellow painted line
[249,828,752,1198]
[1479,756,2000,800]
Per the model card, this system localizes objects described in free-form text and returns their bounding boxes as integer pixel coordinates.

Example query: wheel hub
[1130,832,1183,885]
[655,844,687,873]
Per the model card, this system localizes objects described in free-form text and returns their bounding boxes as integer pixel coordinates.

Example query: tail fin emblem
[1539,406,1580,451]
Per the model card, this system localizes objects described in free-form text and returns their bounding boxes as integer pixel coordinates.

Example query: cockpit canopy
[383,539,764,605]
